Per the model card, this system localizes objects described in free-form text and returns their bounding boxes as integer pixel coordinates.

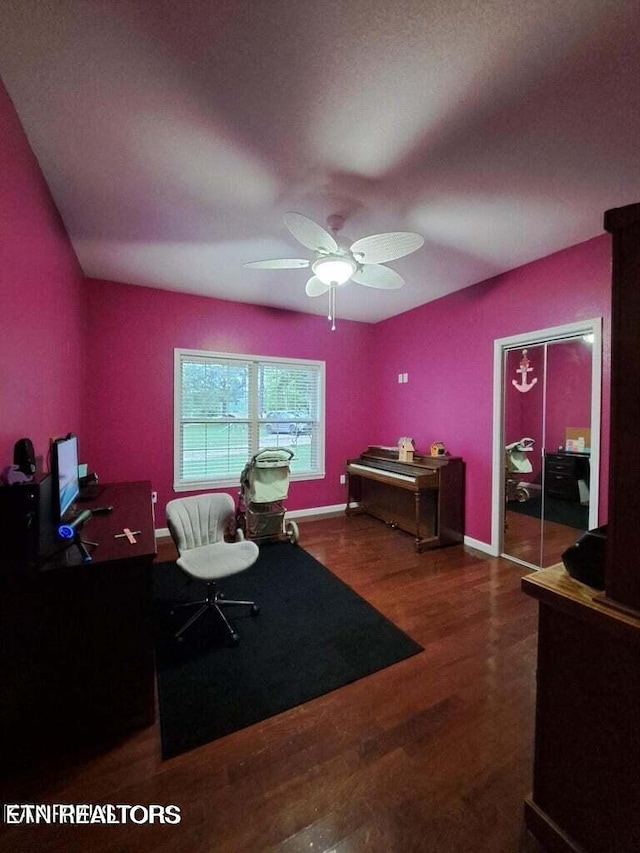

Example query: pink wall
[82,280,378,520]
[373,236,611,546]
[1,73,612,549]
[0,80,85,472]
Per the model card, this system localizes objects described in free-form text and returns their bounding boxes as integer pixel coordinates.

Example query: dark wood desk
[0,481,156,768]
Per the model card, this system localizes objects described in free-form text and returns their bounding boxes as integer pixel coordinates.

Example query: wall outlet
[151,491,158,503]
[340,474,346,485]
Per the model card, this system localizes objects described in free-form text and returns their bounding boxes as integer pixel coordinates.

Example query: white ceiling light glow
[312,255,356,285]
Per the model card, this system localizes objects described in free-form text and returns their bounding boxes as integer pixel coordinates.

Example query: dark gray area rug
[153,543,422,759]
[507,494,589,530]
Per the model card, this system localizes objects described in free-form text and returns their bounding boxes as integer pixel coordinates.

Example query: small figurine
[398,436,415,462]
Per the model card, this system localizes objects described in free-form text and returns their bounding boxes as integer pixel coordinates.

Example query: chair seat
[177,539,259,581]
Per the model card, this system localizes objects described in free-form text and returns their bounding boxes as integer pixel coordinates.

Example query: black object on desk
[0,481,157,769]
[77,483,105,501]
[562,524,607,590]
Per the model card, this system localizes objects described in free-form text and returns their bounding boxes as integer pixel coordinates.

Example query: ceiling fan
[244,211,424,329]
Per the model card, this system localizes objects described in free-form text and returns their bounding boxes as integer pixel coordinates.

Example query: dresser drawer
[546,476,579,501]
[544,454,584,502]
[546,459,576,476]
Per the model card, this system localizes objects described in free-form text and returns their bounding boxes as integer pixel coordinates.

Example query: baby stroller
[505,437,535,503]
[237,447,299,544]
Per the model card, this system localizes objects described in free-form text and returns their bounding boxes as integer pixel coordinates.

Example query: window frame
[173,348,326,491]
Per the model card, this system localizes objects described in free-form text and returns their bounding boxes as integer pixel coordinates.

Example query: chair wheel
[176,635,185,643]
[251,604,260,616]
[229,632,240,646]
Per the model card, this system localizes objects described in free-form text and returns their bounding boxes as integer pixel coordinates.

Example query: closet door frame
[490,318,602,565]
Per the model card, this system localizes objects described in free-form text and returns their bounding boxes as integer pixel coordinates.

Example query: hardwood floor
[504,509,583,568]
[0,515,545,853]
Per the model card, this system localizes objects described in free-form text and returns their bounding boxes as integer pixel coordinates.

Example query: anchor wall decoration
[512,348,538,393]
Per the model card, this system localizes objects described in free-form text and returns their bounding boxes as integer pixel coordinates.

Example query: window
[174,349,325,490]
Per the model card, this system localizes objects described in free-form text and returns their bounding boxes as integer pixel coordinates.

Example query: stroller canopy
[241,447,293,503]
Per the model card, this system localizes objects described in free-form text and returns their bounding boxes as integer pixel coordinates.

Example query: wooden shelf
[522,564,640,639]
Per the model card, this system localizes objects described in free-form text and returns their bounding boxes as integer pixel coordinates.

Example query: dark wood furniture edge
[604,201,640,232]
[521,565,640,642]
[523,799,588,853]
[603,200,640,608]
[592,592,640,620]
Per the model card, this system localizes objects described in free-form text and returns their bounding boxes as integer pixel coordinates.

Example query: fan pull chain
[328,283,337,331]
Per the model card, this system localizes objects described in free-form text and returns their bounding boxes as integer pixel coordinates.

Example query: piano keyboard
[347,462,416,483]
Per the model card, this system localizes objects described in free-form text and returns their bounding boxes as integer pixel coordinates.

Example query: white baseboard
[155,502,350,539]
[287,503,348,519]
[157,509,495,557]
[463,535,497,556]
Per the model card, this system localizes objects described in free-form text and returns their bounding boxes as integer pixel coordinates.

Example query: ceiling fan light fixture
[312,255,356,286]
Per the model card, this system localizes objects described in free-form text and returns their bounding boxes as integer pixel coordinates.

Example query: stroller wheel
[286,520,299,544]
[515,488,529,502]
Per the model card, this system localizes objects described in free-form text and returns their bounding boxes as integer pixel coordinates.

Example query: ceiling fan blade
[351,264,404,289]
[305,276,331,297]
[349,232,424,264]
[283,211,339,253]
[244,258,310,269]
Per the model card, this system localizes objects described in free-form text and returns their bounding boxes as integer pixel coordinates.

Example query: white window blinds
[174,349,325,490]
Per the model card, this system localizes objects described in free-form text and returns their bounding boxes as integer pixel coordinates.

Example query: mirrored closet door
[493,320,601,570]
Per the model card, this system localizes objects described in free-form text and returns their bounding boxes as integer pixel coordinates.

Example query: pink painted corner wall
[0,79,85,471]
[372,236,611,547]
[82,280,377,521]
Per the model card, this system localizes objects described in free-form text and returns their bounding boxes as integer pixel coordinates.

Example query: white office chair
[166,493,260,645]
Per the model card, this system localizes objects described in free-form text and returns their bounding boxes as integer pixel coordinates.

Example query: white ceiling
[2,0,639,323]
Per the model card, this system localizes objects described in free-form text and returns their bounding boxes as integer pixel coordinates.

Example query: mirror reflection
[503,336,593,569]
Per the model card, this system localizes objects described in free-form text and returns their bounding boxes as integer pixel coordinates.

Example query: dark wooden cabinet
[523,202,640,853]
[522,570,640,853]
[0,481,156,768]
[544,451,590,502]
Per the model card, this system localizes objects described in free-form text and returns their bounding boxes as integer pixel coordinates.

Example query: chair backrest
[166,493,234,554]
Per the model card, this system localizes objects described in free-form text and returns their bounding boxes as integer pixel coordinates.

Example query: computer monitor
[51,434,80,520]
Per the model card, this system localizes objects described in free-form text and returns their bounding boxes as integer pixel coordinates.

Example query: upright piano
[346,446,464,551]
